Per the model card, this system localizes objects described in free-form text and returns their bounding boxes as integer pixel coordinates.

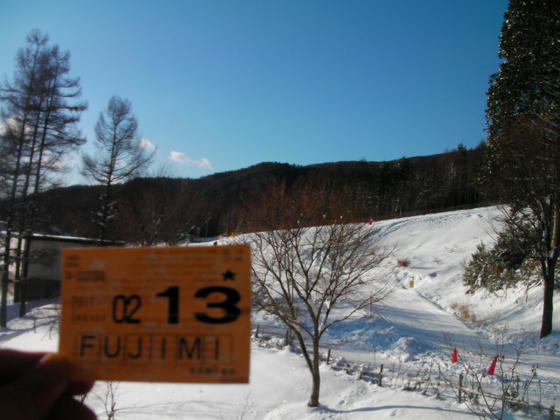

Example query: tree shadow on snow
[316,403,479,417]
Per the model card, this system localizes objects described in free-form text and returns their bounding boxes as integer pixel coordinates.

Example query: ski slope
[1,206,558,419]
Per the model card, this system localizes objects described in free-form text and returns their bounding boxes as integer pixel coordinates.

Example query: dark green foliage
[463,228,539,294]
[486,0,560,143]
[464,242,494,292]
[483,0,560,206]
[482,0,560,338]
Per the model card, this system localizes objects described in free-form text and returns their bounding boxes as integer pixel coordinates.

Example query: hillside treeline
[9,143,489,243]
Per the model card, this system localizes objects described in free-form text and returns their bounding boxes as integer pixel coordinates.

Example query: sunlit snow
[1,206,558,419]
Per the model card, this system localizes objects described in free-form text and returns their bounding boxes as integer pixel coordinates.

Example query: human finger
[66,380,95,396]
[0,349,94,395]
[46,395,97,420]
[0,349,46,384]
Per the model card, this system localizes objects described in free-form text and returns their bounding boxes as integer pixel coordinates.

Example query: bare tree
[81,96,154,241]
[16,37,86,316]
[0,30,86,325]
[0,31,47,326]
[115,181,202,245]
[248,181,391,407]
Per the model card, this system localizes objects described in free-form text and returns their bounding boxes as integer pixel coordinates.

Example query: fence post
[255,324,260,338]
[458,373,463,404]
[284,329,290,346]
[326,349,332,364]
[378,364,384,386]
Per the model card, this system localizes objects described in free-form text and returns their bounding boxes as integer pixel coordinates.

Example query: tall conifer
[484,0,560,338]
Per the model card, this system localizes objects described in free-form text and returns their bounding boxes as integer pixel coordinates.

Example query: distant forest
[3,142,492,243]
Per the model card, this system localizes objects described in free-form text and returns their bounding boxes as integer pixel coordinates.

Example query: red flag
[487,355,498,375]
[452,348,458,364]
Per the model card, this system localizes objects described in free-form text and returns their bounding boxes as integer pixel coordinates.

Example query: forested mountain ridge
[3,143,490,242]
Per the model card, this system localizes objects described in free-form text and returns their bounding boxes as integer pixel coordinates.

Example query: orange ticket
[59,245,251,383]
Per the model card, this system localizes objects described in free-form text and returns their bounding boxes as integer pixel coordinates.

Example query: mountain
[4,144,490,241]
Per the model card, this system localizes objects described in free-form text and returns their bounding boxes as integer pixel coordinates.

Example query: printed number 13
[156,286,241,324]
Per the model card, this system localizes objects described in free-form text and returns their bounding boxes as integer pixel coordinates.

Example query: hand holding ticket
[59,245,251,383]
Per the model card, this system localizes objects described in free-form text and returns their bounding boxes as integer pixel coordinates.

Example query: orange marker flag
[452,348,458,364]
[487,355,498,375]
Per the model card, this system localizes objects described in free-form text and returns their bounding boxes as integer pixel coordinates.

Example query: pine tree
[484,0,560,338]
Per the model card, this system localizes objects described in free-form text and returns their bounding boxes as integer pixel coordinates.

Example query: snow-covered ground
[1,206,559,419]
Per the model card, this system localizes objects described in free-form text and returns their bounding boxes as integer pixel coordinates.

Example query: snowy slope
[1,205,559,419]
[374,206,559,347]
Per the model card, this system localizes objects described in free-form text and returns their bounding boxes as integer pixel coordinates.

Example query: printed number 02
[112,295,141,324]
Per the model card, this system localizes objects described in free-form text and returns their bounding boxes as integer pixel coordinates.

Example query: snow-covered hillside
[1,206,558,419]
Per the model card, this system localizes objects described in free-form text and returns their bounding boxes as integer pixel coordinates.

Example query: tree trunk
[540,262,554,338]
[1,230,13,328]
[307,337,321,407]
[0,127,27,327]
[540,203,559,339]
[18,233,32,317]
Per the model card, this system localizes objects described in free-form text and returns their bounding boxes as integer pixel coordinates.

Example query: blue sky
[1,0,508,183]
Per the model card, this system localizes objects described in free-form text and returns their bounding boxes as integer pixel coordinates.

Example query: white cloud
[0,115,26,136]
[169,150,189,163]
[139,137,156,152]
[169,151,214,170]
[198,158,213,170]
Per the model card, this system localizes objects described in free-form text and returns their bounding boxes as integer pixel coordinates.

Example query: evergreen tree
[484,0,560,338]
